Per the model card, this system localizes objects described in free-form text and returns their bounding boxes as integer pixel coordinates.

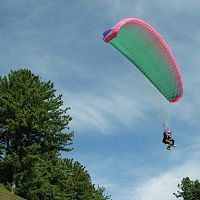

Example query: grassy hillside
[0,187,25,200]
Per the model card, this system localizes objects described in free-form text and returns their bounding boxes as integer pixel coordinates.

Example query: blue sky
[0,1,200,199]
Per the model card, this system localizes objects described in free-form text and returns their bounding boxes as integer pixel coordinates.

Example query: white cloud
[63,90,147,134]
[132,158,200,200]
[90,146,200,200]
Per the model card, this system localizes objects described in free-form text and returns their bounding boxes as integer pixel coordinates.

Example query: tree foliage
[14,144,110,200]
[0,69,110,200]
[0,69,73,158]
[173,177,200,200]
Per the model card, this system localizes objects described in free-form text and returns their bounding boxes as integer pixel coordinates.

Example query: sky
[0,0,200,199]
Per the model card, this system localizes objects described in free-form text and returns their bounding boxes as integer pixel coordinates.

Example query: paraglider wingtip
[169,95,183,103]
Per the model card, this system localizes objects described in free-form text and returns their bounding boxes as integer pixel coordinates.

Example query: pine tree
[14,144,110,200]
[0,69,111,200]
[0,69,73,188]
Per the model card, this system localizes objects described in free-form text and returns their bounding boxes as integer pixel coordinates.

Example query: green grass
[0,187,25,200]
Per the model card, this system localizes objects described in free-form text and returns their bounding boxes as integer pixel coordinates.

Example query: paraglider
[162,129,175,150]
[102,18,183,150]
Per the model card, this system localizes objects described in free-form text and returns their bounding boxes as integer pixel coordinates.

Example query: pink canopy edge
[103,18,183,102]
[169,95,183,102]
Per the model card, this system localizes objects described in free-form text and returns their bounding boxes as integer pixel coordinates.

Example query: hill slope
[0,187,25,200]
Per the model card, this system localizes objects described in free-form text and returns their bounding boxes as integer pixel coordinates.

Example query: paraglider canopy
[103,18,183,103]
